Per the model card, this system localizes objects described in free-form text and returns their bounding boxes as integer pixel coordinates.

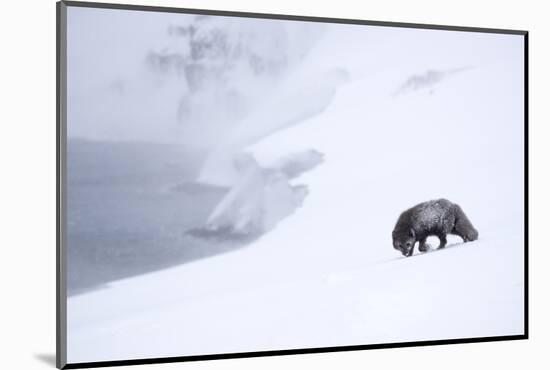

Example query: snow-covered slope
[67,25,524,364]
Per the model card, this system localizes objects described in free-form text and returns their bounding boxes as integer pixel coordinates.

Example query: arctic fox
[392,198,478,257]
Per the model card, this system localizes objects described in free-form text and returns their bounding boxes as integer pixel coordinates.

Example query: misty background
[67,8,324,145]
[67,8,330,294]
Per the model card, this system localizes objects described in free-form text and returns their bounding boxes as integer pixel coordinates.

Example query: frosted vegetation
[68,10,324,146]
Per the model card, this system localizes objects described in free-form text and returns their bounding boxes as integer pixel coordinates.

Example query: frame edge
[57,2,529,368]
[62,0,527,35]
[57,1,68,369]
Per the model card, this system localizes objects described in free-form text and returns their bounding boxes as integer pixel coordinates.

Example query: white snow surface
[67,24,525,363]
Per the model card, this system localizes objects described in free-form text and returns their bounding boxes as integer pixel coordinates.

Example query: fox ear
[409,228,415,238]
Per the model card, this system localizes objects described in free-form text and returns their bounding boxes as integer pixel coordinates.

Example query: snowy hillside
[66,21,524,364]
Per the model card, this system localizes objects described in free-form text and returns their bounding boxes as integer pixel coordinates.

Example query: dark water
[66,139,254,296]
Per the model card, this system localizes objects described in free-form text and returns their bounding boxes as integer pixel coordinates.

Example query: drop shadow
[34,353,56,367]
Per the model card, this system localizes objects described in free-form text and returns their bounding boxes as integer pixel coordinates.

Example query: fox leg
[437,233,447,249]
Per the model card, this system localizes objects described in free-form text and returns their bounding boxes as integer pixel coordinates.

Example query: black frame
[56,1,529,368]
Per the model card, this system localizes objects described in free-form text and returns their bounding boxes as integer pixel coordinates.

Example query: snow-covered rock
[202,150,321,235]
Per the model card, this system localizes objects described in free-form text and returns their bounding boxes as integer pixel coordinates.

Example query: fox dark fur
[392,198,478,257]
